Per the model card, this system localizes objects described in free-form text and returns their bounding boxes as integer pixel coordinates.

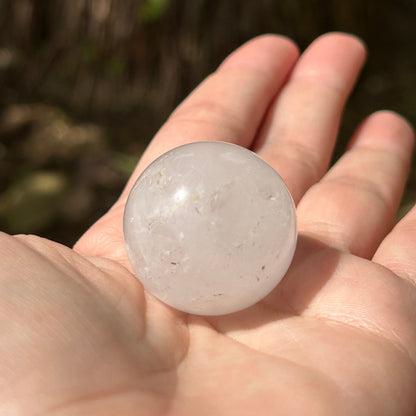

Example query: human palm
[1,33,416,415]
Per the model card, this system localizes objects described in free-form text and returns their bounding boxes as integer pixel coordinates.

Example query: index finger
[75,34,299,258]
[120,34,299,204]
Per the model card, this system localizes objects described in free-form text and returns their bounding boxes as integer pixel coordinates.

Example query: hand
[1,33,415,415]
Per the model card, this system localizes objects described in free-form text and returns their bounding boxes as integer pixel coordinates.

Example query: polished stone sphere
[124,141,297,315]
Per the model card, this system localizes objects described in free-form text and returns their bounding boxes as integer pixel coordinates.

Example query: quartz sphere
[123,141,297,315]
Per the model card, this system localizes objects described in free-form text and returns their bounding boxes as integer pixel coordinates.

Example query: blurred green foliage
[0,171,68,234]
[81,41,100,64]
[105,55,126,78]
[139,0,170,22]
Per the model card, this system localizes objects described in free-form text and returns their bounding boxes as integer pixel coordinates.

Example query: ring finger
[297,110,414,258]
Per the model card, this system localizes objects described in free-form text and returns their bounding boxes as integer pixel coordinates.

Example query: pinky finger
[373,201,416,284]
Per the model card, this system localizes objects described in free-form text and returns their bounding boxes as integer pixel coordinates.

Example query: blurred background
[0,0,415,246]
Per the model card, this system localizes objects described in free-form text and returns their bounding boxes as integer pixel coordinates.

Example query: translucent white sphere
[124,141,297,315]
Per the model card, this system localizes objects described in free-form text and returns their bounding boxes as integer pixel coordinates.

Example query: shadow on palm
[204,235,341,333]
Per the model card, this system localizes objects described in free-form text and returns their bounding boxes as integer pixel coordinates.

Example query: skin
[1,32,416,415]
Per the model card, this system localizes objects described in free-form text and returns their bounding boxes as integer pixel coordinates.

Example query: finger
[373,201,416,284]
[75,35,299,257]
[296,111,414,258]
[121,34,299,205]
[255,32,367,203]
[270,238,416,366]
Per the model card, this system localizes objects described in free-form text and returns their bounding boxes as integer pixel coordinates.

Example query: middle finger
[255,33,366,204]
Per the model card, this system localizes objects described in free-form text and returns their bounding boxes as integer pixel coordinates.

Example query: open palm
[1,33,416,415]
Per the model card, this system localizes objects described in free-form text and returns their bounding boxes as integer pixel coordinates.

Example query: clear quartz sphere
[123,141,297,315]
